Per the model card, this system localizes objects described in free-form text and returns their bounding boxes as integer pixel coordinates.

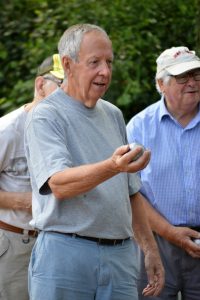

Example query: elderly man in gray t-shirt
[25,24,164,300]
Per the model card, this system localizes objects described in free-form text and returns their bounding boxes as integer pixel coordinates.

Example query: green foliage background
[0,0,199,121]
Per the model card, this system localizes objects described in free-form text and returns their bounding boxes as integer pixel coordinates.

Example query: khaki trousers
[0,229,36,300]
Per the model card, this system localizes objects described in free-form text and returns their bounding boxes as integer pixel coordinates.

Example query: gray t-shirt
[25,88,141,238]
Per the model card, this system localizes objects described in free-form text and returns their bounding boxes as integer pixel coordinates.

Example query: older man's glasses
[43,74,63,86]
[173,70,200,84]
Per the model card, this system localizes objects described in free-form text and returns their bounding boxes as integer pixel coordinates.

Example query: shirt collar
[159,95,200,128]
[158,95,170,122]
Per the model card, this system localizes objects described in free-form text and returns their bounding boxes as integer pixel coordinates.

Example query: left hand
[165,226,200,258]
[142,248,165,297]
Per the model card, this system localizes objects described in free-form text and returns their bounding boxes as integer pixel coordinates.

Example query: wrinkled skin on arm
[0,190,32,214]
[131,192,165,297]
[48,144,151,200]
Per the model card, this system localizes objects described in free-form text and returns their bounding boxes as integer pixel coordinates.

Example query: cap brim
[50,70,64,79]
[166,60,200,75]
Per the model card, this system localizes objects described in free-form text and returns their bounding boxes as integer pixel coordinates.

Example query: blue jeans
[29,231,139,300]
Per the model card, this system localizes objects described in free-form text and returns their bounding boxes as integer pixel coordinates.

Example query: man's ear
[35,76,45,97]
[62,56,74,77]
[157,79,164,93]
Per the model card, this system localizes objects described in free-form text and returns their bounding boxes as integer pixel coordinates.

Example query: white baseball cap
[156,46,200,76]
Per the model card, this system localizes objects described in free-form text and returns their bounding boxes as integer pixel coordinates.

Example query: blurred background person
[0,53,64,300]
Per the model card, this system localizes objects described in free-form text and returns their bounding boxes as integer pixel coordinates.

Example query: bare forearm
[48,144,151,200]
[131,192,165,296]
[131,192,158,253]
[48,158,119,200]
[142,196,174,240]
[142,195,200,258]
[0,190,32,213]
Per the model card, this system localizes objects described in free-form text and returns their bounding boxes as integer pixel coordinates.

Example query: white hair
[155,69,171,94]
[58,24,110,62]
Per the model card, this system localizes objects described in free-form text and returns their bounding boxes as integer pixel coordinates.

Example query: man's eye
[107,60,113,66]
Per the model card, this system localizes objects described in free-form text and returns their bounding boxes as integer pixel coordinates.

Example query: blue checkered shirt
[126,97,200,226]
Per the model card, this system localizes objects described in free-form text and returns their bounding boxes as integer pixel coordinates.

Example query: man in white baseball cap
[127,46,200,300]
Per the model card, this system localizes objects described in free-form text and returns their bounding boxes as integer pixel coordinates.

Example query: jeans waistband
[50,231,130,246]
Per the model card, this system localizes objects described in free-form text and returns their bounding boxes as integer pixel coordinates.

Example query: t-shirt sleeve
[25,106,71,194]
[128,172,141,196]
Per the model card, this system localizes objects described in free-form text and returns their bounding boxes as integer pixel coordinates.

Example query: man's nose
[98,61,112,76]
[187,75,197,85]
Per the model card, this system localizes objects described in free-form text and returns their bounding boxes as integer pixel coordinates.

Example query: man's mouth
[185,90,198,93]
[93,82,106,86]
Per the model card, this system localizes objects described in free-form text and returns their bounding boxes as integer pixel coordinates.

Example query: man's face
[160,68,200,114]
[67,30,113,107]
